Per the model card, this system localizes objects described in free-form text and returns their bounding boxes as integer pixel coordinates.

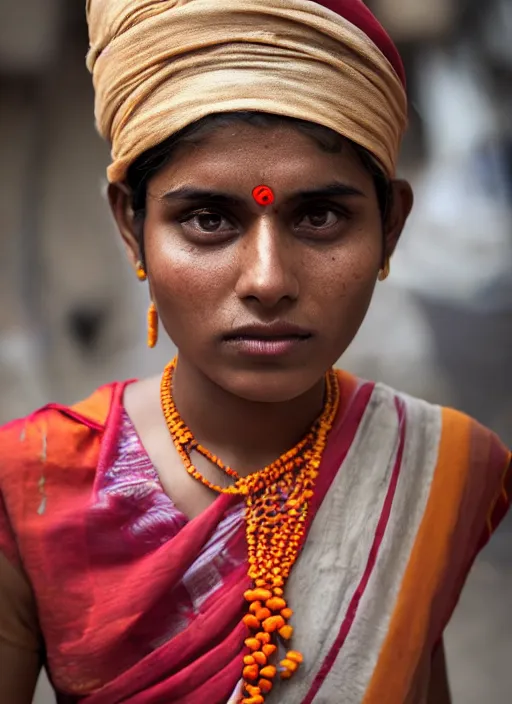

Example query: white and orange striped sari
[265,371,511,703]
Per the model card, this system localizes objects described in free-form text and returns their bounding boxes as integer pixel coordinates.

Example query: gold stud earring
[136,261,147,282]
[378,257,390,282]
[147,302,158,348]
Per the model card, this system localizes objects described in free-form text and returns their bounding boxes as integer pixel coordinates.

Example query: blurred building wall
[0,2,174,425]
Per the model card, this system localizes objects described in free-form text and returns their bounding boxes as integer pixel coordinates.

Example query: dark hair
[126,112,393,256]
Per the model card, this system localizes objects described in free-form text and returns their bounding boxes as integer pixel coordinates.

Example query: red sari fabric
[0,376,361,703]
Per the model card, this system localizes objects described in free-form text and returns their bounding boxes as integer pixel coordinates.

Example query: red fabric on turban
[313,0,406,85]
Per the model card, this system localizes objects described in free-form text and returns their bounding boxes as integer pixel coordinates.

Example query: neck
[171,358,327,476]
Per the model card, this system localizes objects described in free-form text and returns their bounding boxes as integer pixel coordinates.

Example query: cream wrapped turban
[86,0,408,183]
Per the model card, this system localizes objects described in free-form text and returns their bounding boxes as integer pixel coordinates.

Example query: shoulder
[338,370,510,516]
[0,381,131,528]
[0,381,124,469]
[366,376,508,459]
[365,378,511,538]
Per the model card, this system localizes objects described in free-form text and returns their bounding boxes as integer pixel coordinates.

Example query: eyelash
[179,207,228,221]
[178,208,237,235]
[295,203,352,227]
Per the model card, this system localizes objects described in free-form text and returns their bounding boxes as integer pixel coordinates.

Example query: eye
[296,207,346,231]
[179,209,237,238]
[194,212,224,232]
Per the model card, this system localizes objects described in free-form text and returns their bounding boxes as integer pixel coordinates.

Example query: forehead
[148,122,373,194]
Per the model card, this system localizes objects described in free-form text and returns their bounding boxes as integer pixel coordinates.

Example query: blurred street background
[0,1,511,702]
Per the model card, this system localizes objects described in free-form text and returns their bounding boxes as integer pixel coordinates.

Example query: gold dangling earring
[378,257,390,282]
[136,261,147,281]
[147,302,158,348]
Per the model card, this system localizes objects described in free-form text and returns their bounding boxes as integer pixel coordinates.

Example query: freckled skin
[112,122,412,406]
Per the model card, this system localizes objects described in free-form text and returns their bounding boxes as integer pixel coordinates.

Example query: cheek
[310,239,380,341]
[313,236,380,303]
[144,226,234,328]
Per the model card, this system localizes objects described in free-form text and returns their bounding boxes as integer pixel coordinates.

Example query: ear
[108,182,143,273]
[384,179,414,258]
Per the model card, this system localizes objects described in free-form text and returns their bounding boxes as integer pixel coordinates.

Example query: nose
[234,219,299,310]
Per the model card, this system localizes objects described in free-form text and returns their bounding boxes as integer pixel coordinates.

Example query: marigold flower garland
[160,359,340,703]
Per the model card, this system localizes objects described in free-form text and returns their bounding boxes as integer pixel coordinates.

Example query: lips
[222,322,313,357]
[222,322,312,342]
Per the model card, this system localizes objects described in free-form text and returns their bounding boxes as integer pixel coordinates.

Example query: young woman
[0,1,510,703]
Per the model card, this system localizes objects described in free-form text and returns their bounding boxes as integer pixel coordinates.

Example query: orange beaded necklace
[160,359,340,704]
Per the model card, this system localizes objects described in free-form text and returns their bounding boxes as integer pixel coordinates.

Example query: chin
[217,366,324,404]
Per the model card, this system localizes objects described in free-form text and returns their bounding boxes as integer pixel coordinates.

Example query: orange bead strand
[147,302,158,349]
[160,358,340,702]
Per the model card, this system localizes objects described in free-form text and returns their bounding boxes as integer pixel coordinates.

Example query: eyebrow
[294,183,366,201]
[158,187,239,205]
[158,182,366,205]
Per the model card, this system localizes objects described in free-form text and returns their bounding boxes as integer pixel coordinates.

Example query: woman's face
[114,122,411,402]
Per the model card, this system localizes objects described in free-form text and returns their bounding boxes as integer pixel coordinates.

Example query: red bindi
[252,185,275,206]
